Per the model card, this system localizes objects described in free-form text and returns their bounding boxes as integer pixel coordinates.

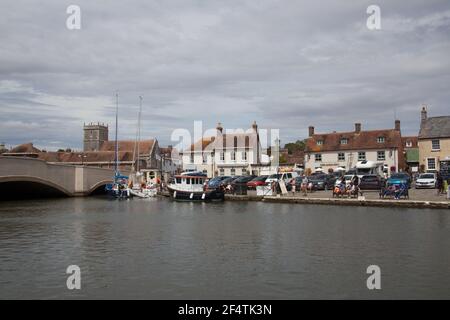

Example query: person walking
[301,176,309,196]
[436,172,443,195]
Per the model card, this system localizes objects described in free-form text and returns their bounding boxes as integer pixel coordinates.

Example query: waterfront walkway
[226,188,450,209]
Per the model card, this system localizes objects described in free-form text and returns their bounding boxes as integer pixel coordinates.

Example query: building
[83,122,108,151]
[418,106,450,173]
[0,143,7,154]
[181,121,264,177]
[402,136,419,173]
[304,121,403,174]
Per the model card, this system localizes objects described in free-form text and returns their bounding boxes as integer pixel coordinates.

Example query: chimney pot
[395,120,401,131]
[421,105,428,123]
[216,122,223,133]
[355,123,361,133]
[308,126,314,137]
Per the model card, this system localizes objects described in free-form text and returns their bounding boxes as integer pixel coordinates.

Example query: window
[231,168,236,175]
[186,178,191,184]
[427,158,436,170]
[432,139,440,150]
[242,168,247,175]
[242,151,247,161]
[358,152,366,161]
[231,151,236,161]
[377,151,386,161]
[220,152,224,161]
[338,153,345,161]
[176,177,181,184]
[317,140,323,146]
[377,137,385,143]
[406,141,412,148]
[219,168,224,176]
[315,154,322,162]
[340,138,348,145]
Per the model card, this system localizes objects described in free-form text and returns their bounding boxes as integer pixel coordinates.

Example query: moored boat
[167,172,224,201]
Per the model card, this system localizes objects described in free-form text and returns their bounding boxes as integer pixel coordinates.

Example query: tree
[284,140,306,154]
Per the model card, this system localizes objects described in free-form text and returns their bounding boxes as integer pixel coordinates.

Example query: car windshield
[362,176,378,181]
[253,176,267,182]
[310,175,326,181]
[268,174,282,179]
[419,174,435,179]
[391,174,408,179]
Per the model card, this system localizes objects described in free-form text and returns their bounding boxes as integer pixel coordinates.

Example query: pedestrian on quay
[436,172,444,195]
[290,178,296,195]
[301,175,309,196]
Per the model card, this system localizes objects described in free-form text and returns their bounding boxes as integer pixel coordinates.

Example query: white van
[265,172,299,184]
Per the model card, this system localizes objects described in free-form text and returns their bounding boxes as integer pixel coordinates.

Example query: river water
[0,197,449,299]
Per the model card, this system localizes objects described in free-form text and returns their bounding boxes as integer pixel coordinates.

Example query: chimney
[252,120,258,132]
[395,120,400,131]
[421,105,427,124]
[355,123,361,133]
[216,122,223,134]
[308,126,314,137]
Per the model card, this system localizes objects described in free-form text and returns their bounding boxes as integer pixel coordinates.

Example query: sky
[0,0,449,150]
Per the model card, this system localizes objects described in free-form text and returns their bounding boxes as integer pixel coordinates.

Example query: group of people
[334,174,361,197]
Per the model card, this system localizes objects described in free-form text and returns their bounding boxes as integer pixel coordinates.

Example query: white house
[181,122,264,177]
[304,121,404,174]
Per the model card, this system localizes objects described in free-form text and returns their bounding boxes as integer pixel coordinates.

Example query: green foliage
[284,140,306,154]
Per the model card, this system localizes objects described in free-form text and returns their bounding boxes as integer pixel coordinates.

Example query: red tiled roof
[38,151,134,163]
[402,136,418,148]
[185,137,215,152]
[100,140,155,154]
[305,129,402,152]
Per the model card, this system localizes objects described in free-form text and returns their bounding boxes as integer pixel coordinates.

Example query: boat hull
[167,187,224,202]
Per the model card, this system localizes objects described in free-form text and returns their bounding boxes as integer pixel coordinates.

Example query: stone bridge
[0,156,114,199]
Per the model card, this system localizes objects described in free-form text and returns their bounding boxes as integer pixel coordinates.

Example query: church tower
[83,122,108,151]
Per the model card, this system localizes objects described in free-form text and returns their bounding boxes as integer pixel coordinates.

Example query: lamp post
[78,154,87,166]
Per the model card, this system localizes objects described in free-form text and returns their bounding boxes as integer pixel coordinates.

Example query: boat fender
[190,193,194,199]
[202,193,206,200]
[173,191,177,198]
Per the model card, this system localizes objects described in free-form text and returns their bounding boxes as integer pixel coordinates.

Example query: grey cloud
[0,0,449,149]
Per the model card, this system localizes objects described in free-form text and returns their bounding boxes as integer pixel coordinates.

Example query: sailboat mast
[137,96,142,172]
[115,92,119,174]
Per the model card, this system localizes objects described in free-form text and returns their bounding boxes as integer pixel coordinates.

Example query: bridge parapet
[0,156,114,196]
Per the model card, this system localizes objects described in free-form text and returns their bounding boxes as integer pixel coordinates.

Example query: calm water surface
[0,197,449,299]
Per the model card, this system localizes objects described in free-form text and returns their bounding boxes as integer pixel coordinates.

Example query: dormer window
[340,138,348,145]
[406,141,412,148]
[377,137,385,143]
[316,140,323,146]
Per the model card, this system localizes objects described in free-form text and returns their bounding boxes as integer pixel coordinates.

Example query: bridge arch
[87,179,113,195]
[0,176,72,200]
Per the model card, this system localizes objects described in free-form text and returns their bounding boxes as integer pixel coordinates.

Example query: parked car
[206,176,230,190]
[231,175,257,188]
[265,172,299,184]
[387,173,411,188]
[359,175,383,190]
[415,173,436,189]
[219,176,240,190]
[309,174,336,190]
[247,175,268,189]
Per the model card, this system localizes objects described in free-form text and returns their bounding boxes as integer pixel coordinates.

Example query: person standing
[436,172,443,195]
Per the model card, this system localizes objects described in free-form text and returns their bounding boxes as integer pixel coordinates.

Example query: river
[0,197,449,299]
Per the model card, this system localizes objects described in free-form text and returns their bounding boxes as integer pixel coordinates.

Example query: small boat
[129,183,158,198]
[106,174,131,199]
[167,172,224,201]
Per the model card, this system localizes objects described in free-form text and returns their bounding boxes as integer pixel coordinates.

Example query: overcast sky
[1,0,449,150]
